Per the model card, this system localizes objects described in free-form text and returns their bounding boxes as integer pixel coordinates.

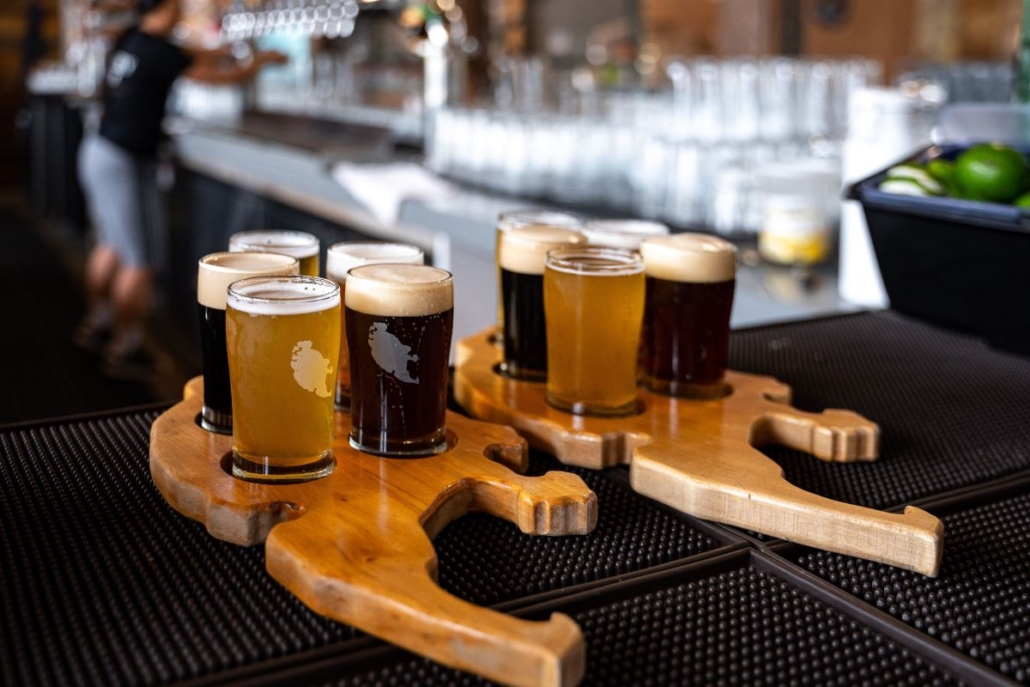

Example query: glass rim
[582,219,671,235]
[198,251,299,274]
[327,241,425,257]
[497,209,582,231]
[227,275,339,304]
[228,230,320,257]
[545,246,644,274]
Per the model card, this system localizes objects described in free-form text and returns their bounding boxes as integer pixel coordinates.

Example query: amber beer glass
[226,276,340,482]
[346,264,453,457]
[499,225,587,380]
[544,247,645,416]
[197,252,299,434]
[229,230,321,276]
[495,210,581,337]
[639,234,737,399]
[326,242,425,410]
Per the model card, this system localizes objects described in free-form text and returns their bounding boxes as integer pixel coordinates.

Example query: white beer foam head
[499,226,587,275]
[229,230,319,259]
[326,242,425,282]
[227,276,340,316]
[346,264,453,316]
[198,252,299,309]
[640,234,737,283]
[582,219,670,250]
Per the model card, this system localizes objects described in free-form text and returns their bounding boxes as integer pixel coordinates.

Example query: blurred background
[1,0,1027,418]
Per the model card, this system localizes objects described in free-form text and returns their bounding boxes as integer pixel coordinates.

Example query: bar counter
[4,311,1029,686]
[166,115,855,346]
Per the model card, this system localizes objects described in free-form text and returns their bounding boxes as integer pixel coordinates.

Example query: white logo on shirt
[106,52,139,89]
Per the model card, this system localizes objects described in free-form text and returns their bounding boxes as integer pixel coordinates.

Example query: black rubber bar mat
[727,311,1030,510]
[777,475,1030,685]
[0,411,731,687]
[313,550,975,687]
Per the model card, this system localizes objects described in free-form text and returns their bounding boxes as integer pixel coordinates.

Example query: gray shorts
[77,134,162,269]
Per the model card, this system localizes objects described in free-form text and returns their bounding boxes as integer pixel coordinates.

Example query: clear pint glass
[226,276,340,482]
[544,247,645,416]
[325,242,425,410]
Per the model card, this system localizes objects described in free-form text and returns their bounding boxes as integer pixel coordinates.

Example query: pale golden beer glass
[639,233,737,399]
[544,247,645,416]
[197,251,299,434]
[226,276,341,482]
[229,230,321,276]
[326,242,425,410]
[581,219,670,250]
[498,225,587,381]
[495,210,581,338]
[346,264,453,457]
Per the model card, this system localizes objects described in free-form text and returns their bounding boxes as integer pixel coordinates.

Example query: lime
[884,165,943,194]
[925,158,954,185]
[953,143,1029,203]
[1015,192,1030,208]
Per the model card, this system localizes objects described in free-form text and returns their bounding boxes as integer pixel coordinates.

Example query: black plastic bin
[848,144,1030,356]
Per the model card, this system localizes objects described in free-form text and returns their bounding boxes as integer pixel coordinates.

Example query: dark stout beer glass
[495,210,581,339]
[229,230,321,277]
[345,264,454,457]
[498,225,586,381]
[639,234,737,399]
[325,242,425,411]
[197,252,299,434]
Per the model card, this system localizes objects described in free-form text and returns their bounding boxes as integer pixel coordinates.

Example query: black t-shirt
[99,27,192,157]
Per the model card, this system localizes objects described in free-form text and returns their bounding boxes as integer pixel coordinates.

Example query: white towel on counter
[330,162,455,226]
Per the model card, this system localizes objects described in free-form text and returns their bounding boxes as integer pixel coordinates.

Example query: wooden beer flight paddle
[150,376,597,687]
[454,329,944,577]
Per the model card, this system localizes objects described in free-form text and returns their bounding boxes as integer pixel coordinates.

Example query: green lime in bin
[953,143,1029,203]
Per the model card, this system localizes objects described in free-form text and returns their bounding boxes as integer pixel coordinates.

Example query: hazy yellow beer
[197,251,299,434]
[229,230,321,276]
[226,276,341,482]
[495,210,581,338]
[325,242,425,410]
[544,247,645,416]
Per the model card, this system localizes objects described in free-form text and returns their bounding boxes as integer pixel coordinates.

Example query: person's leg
[106,264,154,357]
[75,136,122,349]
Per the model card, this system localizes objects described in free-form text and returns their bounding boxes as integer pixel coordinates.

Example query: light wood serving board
[150,377,598,687]
[454,329,944,577]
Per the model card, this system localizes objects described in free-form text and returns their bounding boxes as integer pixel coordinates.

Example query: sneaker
[102,342,168,384]
[72,317,113,354]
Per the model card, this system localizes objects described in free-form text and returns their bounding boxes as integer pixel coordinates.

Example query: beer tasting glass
[495,210,582,336]
[326,242,425,411]
[498,225,587,381]
[345,264,454,457]
[639,233,737,399]
[197,252,299,434]
[544,247,645,416]
[226,276,341,482]
[229,230,321,276]
[581,218,670,250]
